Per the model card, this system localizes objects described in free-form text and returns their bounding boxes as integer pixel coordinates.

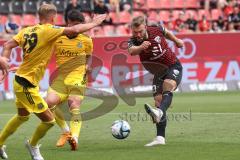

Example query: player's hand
[9,66,19,73]
[175,39,184,48]
[92,14,107,25]
[140,41,151,50]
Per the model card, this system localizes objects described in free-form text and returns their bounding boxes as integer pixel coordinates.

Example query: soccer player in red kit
[128,16,184,146]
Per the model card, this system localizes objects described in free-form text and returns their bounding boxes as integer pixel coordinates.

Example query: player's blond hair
[38,4,57,20]
[131,16,146,28]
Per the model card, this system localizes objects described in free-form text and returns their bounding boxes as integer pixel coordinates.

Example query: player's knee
[45,95,60,109]
[68,97,81,108]
[17,115,30,122]
[163,79,177,91]
[43,118,56,127]
[46,98,57,109]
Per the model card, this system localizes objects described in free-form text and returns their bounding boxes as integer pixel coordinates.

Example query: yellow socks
[30,119,55,146]
[0,114,29,146]
[70,108,82,138]
[54,107,70,133]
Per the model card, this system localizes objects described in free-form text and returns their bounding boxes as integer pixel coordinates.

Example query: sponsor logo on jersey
[37,103,44,109]
[154,36,161,43]
[77,42,83,48]
[173,69,179,76]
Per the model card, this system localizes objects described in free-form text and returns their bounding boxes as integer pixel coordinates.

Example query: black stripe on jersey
[23,87,35,105]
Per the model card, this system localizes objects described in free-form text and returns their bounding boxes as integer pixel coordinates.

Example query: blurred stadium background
[0,0,240,160]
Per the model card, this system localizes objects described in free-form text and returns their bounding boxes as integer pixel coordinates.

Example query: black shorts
[152,60,182,97]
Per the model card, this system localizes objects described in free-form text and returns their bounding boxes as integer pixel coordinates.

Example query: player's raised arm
[163,27,184,48]
[63,14,107,36]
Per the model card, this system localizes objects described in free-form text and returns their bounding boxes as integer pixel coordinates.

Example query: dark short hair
[67,10,85,23]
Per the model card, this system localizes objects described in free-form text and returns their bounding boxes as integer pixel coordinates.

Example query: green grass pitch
[1,91,240,160]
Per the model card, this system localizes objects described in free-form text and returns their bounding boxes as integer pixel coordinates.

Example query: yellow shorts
[14,79,48,113]
[48,74,87,102]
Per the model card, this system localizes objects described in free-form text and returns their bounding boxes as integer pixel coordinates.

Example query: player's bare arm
[164,28,184,48]
[2,39,19,58]
[0,39,18,80]
[128,41,151,56]
[63,14,107,37]
[86,55,92,73]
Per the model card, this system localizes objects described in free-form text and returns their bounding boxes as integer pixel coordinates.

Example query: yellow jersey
[54,34,93,83]
[13,24,64,86]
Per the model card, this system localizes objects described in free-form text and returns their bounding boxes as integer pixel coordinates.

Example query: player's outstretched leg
[26,109,55,160]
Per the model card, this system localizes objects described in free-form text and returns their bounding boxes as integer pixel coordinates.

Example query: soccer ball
[111,120,131,139]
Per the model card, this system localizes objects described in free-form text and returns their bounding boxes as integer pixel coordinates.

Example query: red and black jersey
[128,26,177,74]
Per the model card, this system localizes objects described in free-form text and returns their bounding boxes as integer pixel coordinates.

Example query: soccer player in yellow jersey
[45,10,93,151]
[0,4,106,160]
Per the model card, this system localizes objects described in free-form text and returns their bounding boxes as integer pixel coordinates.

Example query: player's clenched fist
[140,41,151,50]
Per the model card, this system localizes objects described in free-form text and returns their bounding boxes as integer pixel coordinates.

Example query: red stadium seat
[172,0,185,9]
[159,0,172,9]
[198,9,211,20]
[91,26,104,37]
[22,14,37,26]
[132,11,145,18]
[147,0,163,9]
[0,14,8,24]
[159,11,170,22]
[119,11,131,23]
[211,9,222,21]
[55,13,65,26]
[185,0,200,8]
[116,25,130,36]
[103,25,115,36]
[148,11,159,21]
[10,14,22,26]
[109,12,119,23]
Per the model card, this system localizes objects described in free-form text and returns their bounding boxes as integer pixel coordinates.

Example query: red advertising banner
[0,32,240,92]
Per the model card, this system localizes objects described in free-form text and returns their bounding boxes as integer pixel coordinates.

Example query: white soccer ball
[111,120,131,139]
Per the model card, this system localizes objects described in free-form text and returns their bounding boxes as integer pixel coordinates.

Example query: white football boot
[145,136,166,147]
[144,103,163,123]
[25,140,44,160]
[0,145,8,159]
